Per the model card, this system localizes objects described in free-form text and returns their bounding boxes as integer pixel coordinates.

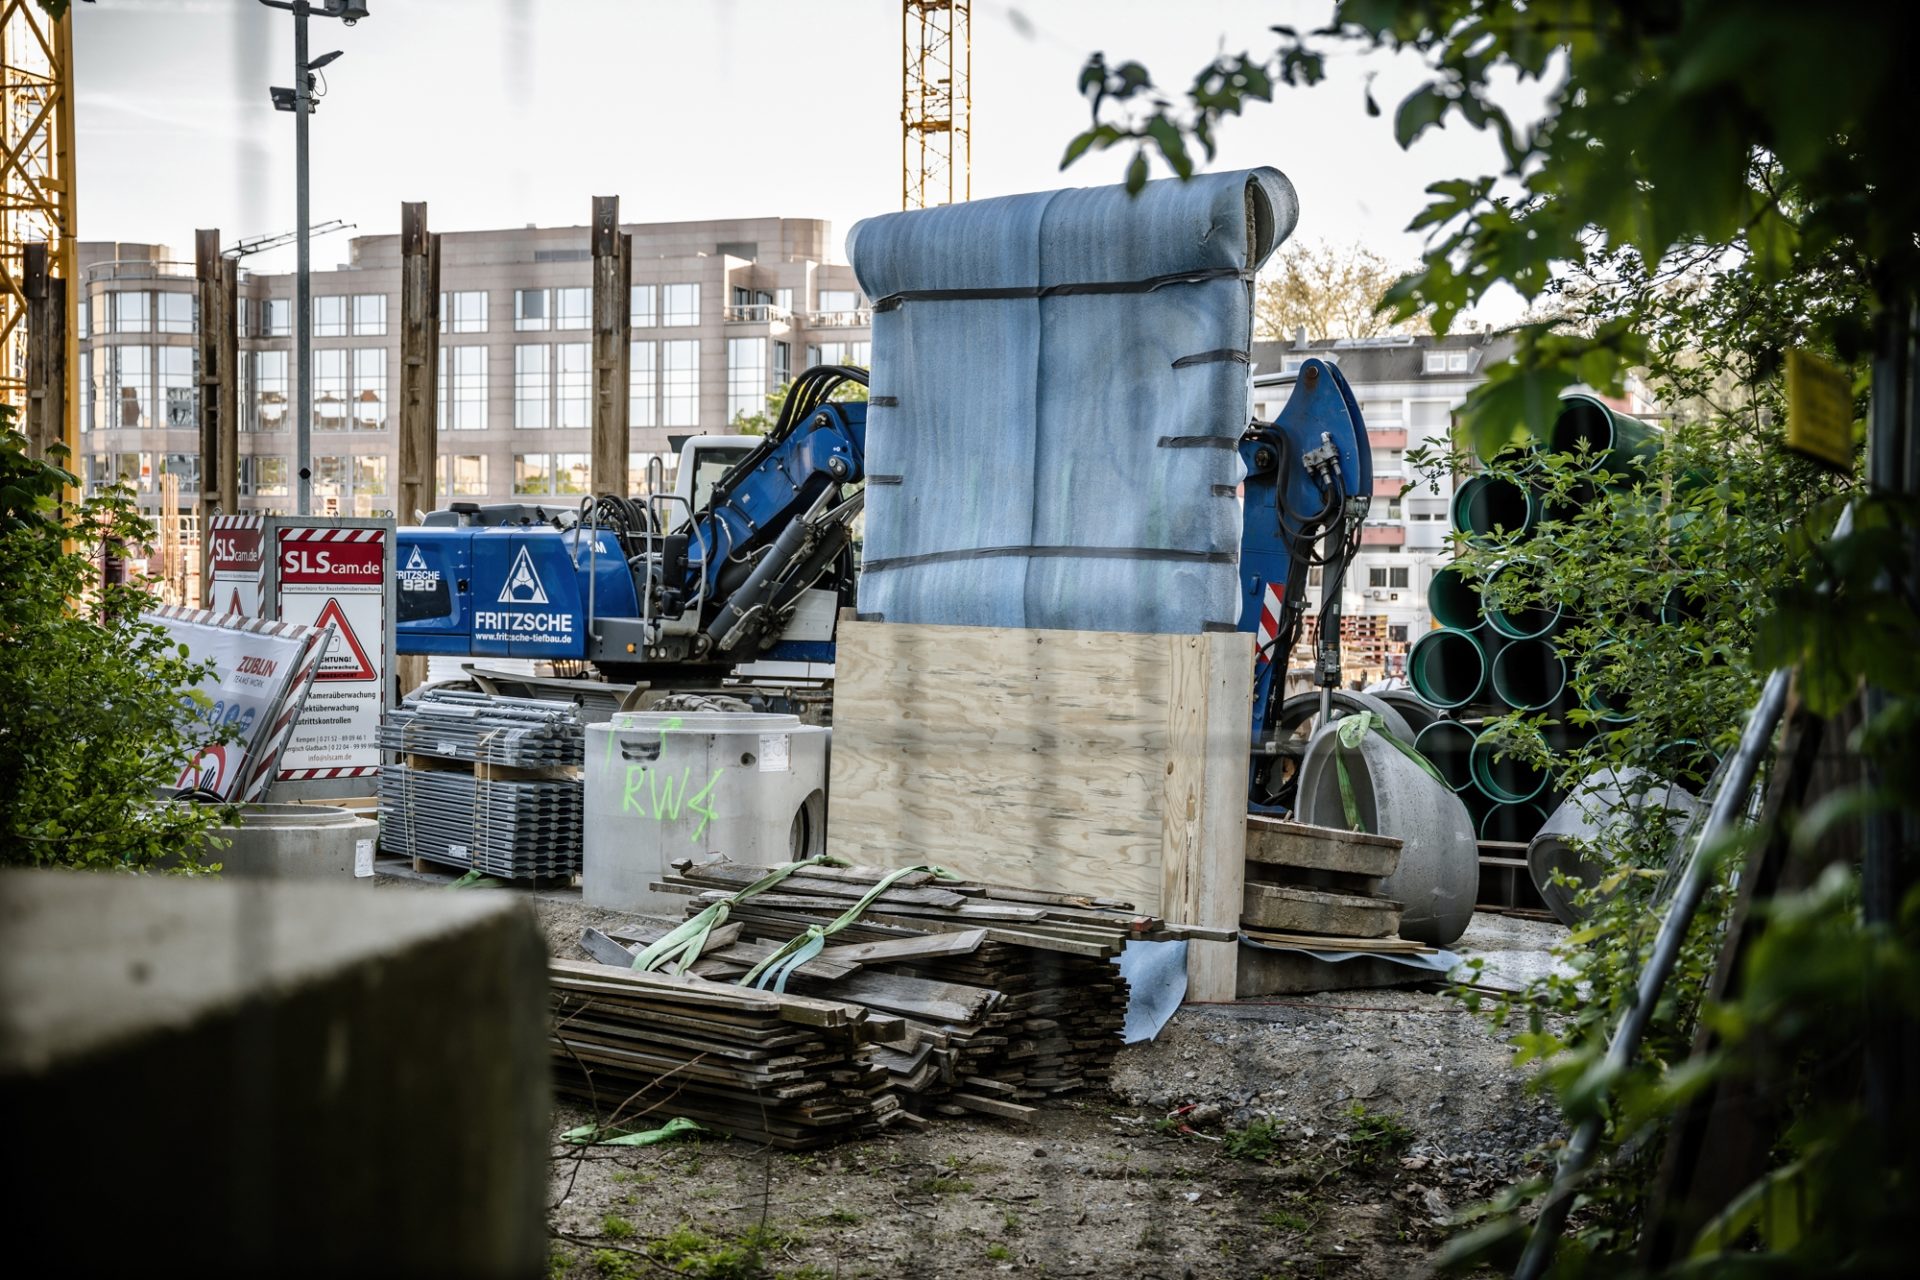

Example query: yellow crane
[1,0,77,454]
[901,0,969,210]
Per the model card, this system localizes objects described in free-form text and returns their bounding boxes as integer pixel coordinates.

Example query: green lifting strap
[1332,711,1447,831]
[628,854,839,975]
[741,863,963,993]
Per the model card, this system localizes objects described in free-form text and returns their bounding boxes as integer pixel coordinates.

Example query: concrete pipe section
[1276,689,1416,746]
[1470,731,1550,804]
[1451,474,1541,546]
[1413,719,1477,792]
[1374,687,1442,737]
[203,803,379,880]
[1482,563,1564,640]
[1490,637,1567,711]
[1298,725,1479,947]
[1527,766,1702,926]
[1408,626,1489,710]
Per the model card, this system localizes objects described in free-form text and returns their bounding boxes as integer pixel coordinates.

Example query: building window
[1368,566,1412,590]
[1390,624,1410,643]
[513,453,552,494]
[163,453,200,493]
[662,339,700,427]
[253,351,289,432]
[313,349,349,429]
[314,295,347,337]
[1423,348,1474,374]
[77,295,91,340]
[555,343,590,428]
[352,294,387,336]
[774,288,794,314]
[441,290,488,334]
[262,298,290,337]
[631,284,655,328]
[554,287,590,331]
[438,346,487,430]
[727,338,766,422]
[662,283,700,326]
[515,344,551,428]
[112,346,151,429]
[628,451,677,498]
[159,347,195,428]
[1307,565,1324,588]
[314,455,389,516]
[554,452,590,496]
[809,340,870,368]
[630,341,656,428]
[818,288,857,312]
[78,352,92,434]
[114,291,151,334]
[1372,447,1404,473]
[515,288,549,331]
[156,292,193,334]
[772,340,792,389]
[351,348,387,430]
[436,454,489,498]
[239,455,288,497]
[353,454,389,496]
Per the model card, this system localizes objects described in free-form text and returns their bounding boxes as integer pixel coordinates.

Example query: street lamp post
[258,1,368,517]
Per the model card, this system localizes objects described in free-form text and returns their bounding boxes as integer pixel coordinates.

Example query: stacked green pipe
[1404,392,1664,844]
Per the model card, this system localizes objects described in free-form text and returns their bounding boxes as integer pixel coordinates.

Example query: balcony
[1368,427,1408,448]
[805,309,872,328]
[1372,475,1406,499]
[724,304,794,324]
[85,259,195,283]
[1358,525,1406,547]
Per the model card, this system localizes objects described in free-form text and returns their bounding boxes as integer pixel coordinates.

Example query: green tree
[1255,240,1431,341]
[0,425,228,870]
[1067,2,1920,1272]
[731,373,869,437]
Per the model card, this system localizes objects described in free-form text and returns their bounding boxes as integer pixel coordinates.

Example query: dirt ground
[518,886,1566,1280]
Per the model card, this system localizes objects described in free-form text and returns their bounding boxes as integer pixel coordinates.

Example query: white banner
[146,608,315,801]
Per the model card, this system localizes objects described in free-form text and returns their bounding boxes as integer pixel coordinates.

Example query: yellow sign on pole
[1785,349,1855,472]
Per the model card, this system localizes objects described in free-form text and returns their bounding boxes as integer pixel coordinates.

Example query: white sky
[73,0,1544,321]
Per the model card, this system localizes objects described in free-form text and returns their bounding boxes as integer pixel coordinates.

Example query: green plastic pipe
[1482,562,1563,640]
[1478,801,1549,843]
[1551,393,1658,475]
[1470,731,1550,804]
[1426,565,1484,632]
[1407,627,1488,710]
[1451,474,1541,545]
[1412,719,1477,792]
[1490,637,1567,711]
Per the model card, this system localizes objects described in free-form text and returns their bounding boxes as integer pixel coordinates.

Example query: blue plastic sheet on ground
[1118,938,1189,1043]
[847,167,1299,634]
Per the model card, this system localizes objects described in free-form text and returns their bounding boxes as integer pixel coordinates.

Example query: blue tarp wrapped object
[847,166,1299,633]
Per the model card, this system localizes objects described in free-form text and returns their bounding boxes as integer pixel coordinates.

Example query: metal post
[293,2,312,516]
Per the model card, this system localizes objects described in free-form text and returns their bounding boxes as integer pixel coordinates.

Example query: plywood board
[829,621,1252,1001]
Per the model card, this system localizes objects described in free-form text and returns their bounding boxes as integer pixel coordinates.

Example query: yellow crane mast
[901,0,970,210]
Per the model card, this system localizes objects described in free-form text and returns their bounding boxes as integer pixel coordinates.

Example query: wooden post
[194,230,229,583]
[23,243,67,462]
[397,201,441,525]
[219,257,240,516]
[160,472,181,602]
[591,195,632,499]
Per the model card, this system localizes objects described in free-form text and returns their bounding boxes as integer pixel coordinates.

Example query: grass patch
[1342,1103,1414,1169]
[1224,1118,1285,1162]
[1263,1207,1311,1232]
[907,1173,975,1195]
[986,1243,1013,1262]
[811,1207,862,1226]
[600,1214,635,1241]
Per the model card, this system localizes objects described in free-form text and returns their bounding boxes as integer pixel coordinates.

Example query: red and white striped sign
[205,514,266,618]
[273,523,390,782]
[1255,582,1284,664]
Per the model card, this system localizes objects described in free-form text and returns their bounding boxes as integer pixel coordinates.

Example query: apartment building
[75,217,873,517]
[1250,330,1516,676]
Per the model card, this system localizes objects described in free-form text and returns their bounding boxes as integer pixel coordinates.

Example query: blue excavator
[393,359,1370,809]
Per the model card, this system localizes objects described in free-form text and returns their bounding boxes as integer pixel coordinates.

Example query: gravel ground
[517,890,1568,1279]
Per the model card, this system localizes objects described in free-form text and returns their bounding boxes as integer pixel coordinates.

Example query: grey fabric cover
[847,166,1299,633]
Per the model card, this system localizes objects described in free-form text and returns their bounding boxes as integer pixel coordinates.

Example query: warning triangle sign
[312,596,376,682]
[226,588,245,617]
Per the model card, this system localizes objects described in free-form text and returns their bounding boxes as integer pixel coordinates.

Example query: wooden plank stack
[549,959,907,1150]
[550,858,1231,1138]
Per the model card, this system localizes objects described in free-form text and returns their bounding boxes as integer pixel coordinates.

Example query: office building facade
[75,217,872,518]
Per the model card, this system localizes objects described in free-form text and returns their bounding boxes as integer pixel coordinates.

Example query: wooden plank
[949,1092,1037,1121]
[1245,816,1401,877]
[1241,927,1434,954]
[820,929,988,966]
[1162,632,1253,1001]
[1240,882,1402,939]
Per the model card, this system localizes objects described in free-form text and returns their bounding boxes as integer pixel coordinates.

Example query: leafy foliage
[1255,240,1431,341]
[731,375,868,438]
[0,425,229,870]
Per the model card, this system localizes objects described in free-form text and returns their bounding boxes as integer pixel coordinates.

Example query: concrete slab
[0,869,549,1277]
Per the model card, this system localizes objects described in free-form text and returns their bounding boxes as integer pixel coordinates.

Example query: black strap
[855,611,887,622]
[872,266,1250,313]
[1201,621,1241,633]
[869,395,899,407]
[1211,484,1238,497]
[1158,435,1239,451]
[864,544,1236,574]
[1172,348,1250,369]
[867,474,904,486]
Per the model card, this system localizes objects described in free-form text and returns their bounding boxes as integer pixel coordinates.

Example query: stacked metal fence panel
[377,689,585,881]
